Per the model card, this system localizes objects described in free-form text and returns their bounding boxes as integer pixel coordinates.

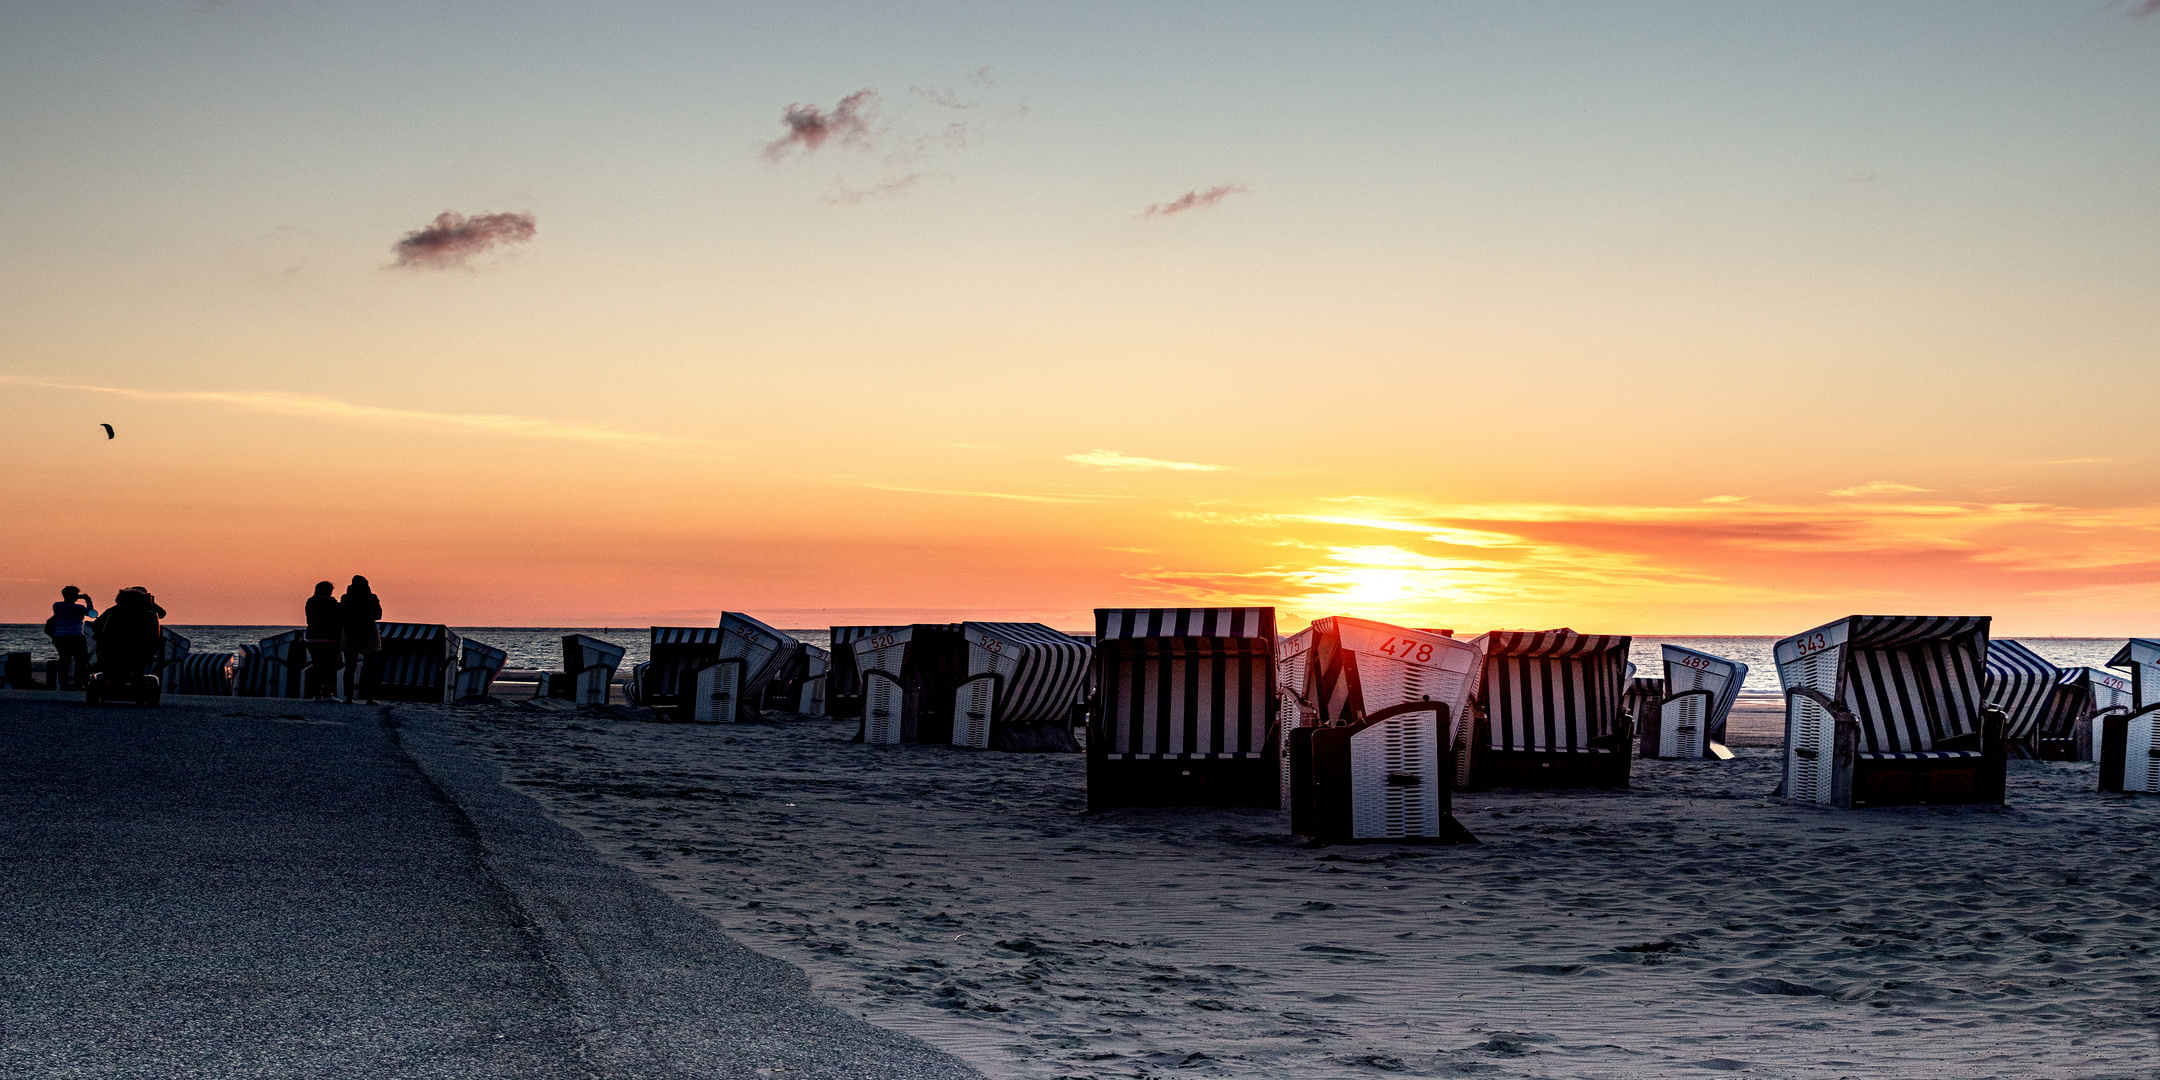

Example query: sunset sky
[4,1,2159,634]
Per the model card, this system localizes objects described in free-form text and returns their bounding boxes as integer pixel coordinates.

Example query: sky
[3,1,2159,634]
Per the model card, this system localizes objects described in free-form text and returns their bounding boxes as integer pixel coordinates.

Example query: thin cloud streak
[847,481,1115,504]
[390,211,537,269]
[1139,183,1249,218]
[1828,480,1931,497]
[0,377,697,449]
[1066,449,1227,472]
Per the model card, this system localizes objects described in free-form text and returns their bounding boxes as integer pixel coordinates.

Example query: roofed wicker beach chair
[628,626,721,716]
[680,612,799,723]
[1983,639,2062,758]
[370,623,463,704]
[791,644,831,715]
[1087,607,1279,810]
[238,630,307,698]
[1278,616,1479,844]
[1776,615,2006,809]
[951,623,1091,752]
[2033,665,2133,761]
[154,628,191,685]
[852,624,968,744]
[1275,625,1318,808]
[2099,639,2160,794]
[827,626,909,720]
[170,652,237,696]
[452,638,508,701]
[1458,629,1636,790]
[1639,645,1749,760]
[545,634,627,707]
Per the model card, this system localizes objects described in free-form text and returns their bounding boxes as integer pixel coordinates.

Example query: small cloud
[1065,449,1227,472]
[1701,495,1749,504]
[763,89,880,161]
[390,211,537,270]
[1138,183,1249,218]
[1829,481,1932,497]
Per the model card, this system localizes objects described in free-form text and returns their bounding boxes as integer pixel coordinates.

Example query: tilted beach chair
[171,652,236,696]
[1983,640,2063,758]
[1458,630,1635,790]
[792,644,831,715]
[677,613,798,723]
[240,630,307,698]
[1776,615,2006,809]
[155,628,191,685]
[827,626,908,719]
[1087,608,1278,810]
[853,624,968,744]
[451,638,508,700]
[369,624,462,704]
[2099,640,2160,794]
[1279,616,1479,844]
[629,627,721,715]
[951,623,1092,751]
[1641,645,1749,760]
[547,634,627,706]
[2033,666,2132,761]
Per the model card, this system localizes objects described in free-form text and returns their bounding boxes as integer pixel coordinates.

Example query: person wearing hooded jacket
[90,587,163,680]
[340,575,383,704]
[303,581,342,701]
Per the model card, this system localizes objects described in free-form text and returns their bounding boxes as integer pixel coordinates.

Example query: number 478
[1378,637,1433,663]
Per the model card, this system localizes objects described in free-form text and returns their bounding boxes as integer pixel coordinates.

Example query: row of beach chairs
[1,623,510,703]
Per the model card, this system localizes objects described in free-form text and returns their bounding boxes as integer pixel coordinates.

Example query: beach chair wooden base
[2035,721,2091,761]
[1287,704,1477,845]
[2098,712,2160,795]
[1086,757,1278,811]
[1467,748,1632,790]
[1850,751,2006,807]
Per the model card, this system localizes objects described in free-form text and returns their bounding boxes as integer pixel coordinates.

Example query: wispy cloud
[1139,183,1249,218]
[0,376,695,449]
[1066,449,1227,472]
[1701,494,1748,503]
[1828,480,1931,497]
[848,481,1113,504]
[390,211,537,269]
[763,89,880,161]
[765,72,1013,205]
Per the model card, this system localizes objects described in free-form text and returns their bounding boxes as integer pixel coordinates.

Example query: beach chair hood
[952,623,1092,748]
[1983,639,2062,743]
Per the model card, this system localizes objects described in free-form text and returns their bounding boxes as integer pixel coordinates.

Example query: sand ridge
[403,704,2160,1080]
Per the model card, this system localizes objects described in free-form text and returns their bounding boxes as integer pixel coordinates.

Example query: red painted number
[1792,632,1830,657]
[1377,637,1434,663]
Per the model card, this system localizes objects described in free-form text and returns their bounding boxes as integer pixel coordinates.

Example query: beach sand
[400,703,2160,1080]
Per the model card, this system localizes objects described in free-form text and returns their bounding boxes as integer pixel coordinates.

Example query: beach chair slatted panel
[828,626,909,720]
[555,635,627,707]
[453,638,508,700]
[1280,617,1479,843]
[1650,645,1749,760]
[952,622,1092,750]
[635,627,721,714]
[2036,666,2132,761]
[1624,676,1666,758]
[684,613,798,724]
[2099,640,2160,793]
[1776,615,2004,809]
[368,624,458,704]
[1983,640,2062,751]
[155,628,191,683]
[1087,608,1278,810]
[1461,630,1633,790]
[1275,628,1317,808]
[169,652,235,695]
[795,645,831,716]
[243,631,306,698]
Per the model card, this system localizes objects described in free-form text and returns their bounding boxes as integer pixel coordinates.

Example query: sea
[0,626,2133,694]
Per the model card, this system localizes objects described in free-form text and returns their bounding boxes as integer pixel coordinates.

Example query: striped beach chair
[370,623,461,704]
[792,644,831,715]
[853,624,968,744]
[828,626,908,719]
[548,634,627,706]
[1458,630,1636,790]
[1279,617,1479,844]
[2100,640,2160,794]
[677,613,798,723]
[1984,640,2062,758]
[1623,674,1666,756]
[154,628,191,684]
[951,623,1092,751]
[1087,608,1278,810]
[170,652,236,695]
[628,627,721,716]
[1642,645,1749,760]
[1776,615,2006,809]
[240,630,307,698]
[2033,665,2133,761]
[452,638,508,700]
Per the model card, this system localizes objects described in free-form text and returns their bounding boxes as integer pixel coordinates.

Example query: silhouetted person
[341,575,383,705]
[303,581,342,701]
[47,585,98,690]
[90,587,163,681]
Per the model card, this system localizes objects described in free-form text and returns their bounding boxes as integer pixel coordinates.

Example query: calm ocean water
[0,626,2131,694]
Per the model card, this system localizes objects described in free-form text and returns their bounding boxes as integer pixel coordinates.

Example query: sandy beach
[398,701,2160,1080]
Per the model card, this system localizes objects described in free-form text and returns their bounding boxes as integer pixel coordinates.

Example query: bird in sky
[100,424,114,439]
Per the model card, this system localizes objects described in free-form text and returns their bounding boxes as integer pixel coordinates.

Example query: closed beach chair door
[250,630,307,698]
[1776,615,2003,809]
[827,626,908,719]
[1284,617,1481,842]
[952,622,1093,749]
[686,612,798,724]
[1087,608,1278,810]
[557,634,627,707]
[1462,630,1633,790]
[1983,639,2062,752]
[372,624,459,704]
[1657,644,1748,760]
[453,639,508,700]
[854,627,916,743]
[795,645,831,715]
[2101,640,2160,793]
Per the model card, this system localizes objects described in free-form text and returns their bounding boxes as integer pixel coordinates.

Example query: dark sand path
[0,690,981,1080]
